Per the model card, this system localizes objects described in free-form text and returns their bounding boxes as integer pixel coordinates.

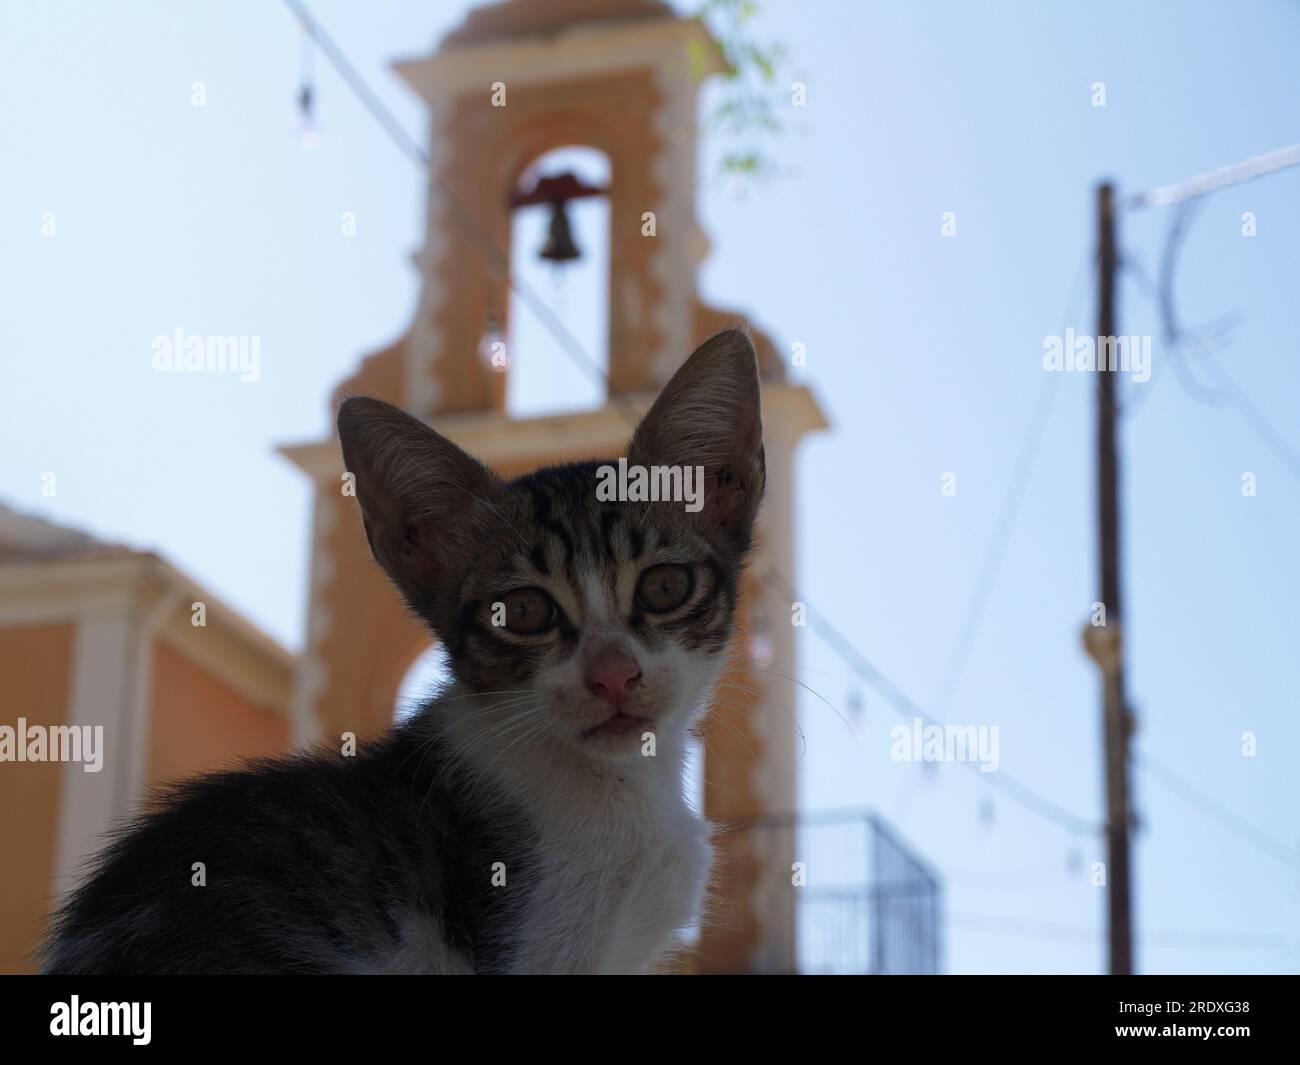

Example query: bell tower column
[282,0,828,973]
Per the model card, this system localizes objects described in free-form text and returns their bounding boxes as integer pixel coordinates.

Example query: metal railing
[712,809,943,974]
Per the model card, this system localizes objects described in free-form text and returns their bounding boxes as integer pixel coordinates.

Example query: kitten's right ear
[337,397,499,621]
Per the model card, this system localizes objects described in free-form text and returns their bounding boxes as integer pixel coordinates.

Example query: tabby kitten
[42,328,765,974]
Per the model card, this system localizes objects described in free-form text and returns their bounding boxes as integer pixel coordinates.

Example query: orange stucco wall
[0,622,74,973]
[148,641,289,785]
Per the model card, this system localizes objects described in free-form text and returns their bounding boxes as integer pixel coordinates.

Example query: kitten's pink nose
[585,654,642,708]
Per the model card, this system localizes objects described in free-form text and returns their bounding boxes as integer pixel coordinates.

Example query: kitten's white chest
[592,803,711,973]
[514,771,711,974]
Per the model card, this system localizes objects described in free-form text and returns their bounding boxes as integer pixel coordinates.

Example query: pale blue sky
[2,0,1297,974]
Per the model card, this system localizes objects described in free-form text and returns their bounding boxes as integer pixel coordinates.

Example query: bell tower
[281,0,826,973]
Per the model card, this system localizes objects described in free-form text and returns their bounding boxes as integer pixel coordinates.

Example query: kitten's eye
[501,587,557,635]
[636,564,693,613]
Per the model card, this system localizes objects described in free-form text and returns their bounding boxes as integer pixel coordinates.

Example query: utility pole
[1088,181,1134,975]
[1084,151,1300,974]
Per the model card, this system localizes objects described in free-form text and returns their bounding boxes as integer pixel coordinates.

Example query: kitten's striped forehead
[442,459,740,691]
[521,465,662,590]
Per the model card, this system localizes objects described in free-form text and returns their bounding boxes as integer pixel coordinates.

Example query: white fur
[432,644,718,974]
[414,532,724,972]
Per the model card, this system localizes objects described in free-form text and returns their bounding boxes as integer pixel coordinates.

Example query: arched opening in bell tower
[505,146,611,420]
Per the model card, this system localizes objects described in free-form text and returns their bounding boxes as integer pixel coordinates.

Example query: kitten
[41,328,765,974]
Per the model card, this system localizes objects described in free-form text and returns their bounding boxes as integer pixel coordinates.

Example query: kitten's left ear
[629,328,765,553]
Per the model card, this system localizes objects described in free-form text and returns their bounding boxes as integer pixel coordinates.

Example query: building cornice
[280,382,828,480]
[394,16,719,99]
[0,553,294,717]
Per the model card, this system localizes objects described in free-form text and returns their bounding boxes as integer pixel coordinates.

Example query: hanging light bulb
[296,23,320,150]
[747,613,774,668]
[297,85,320,150]
[847,688,864,719]
[477,311,508,373]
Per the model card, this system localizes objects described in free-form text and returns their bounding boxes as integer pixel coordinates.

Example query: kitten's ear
[629,328,765,553]
[337,397,500,623]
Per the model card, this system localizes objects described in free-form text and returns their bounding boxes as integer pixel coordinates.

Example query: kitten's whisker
[710,690,812,758]
[716,656,860,746]
[494,719,551,763]
[453,702,543,752]
[398,687,539,718]
[475,705,545,746]
[447,696,539,728]
[417,704,544,817]
[431,694,538,729]
[706,691,812,760]
[477,718,552,783]
[697,707,758,762]
[393,695,538,775]
[720,645,832,677]
[432,688,539,705]
[424,707,548,803]
[751,666,858,747]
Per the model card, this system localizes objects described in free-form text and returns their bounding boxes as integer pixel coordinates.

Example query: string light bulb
[296,21,319,149]
[748,612,774,668]
[477,311,508,372]
[847,688,864,720]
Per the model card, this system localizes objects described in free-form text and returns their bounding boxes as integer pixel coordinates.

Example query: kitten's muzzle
[583,709,650,738]
[584,652,642,711]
